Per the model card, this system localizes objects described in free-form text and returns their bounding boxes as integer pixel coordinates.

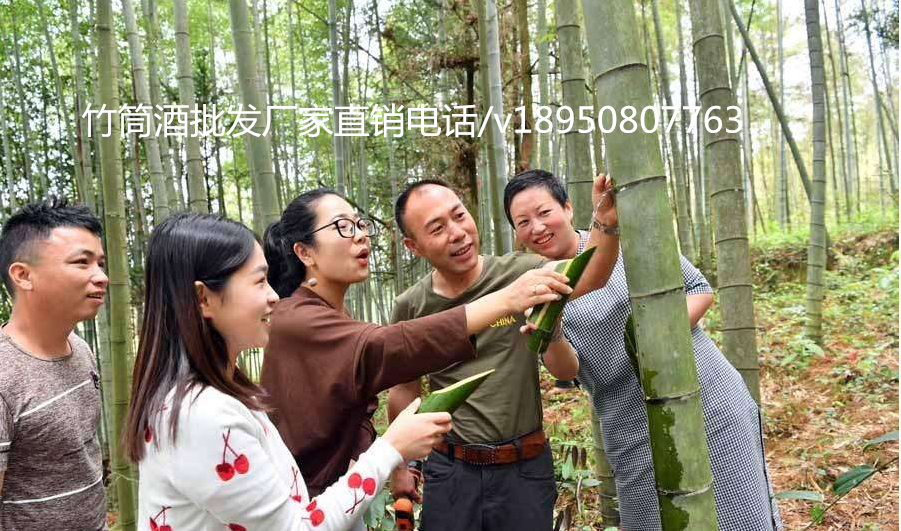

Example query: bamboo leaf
[863,429,899,449]
[833,465,878,495]
[773,490,824,502]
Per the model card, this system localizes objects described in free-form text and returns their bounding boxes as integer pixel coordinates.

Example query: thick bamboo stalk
[581,0,717,527]
[555,0,594,226]
[141,0,180,213]
[123,0,170,223]
[227,0,282,232]
[95,0,138,527]
[804,0,828,344]
[589,408,619,525]
[691,0,760,401]
[173,0,209,213]
[651,0,694,262]
[481,0,513,254]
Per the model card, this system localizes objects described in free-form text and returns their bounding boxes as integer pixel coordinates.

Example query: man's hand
[390,465,423,503]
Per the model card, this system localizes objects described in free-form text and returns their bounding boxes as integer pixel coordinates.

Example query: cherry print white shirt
[136,385,402,531]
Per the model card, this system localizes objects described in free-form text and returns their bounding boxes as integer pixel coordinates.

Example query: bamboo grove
[0,0,896,529]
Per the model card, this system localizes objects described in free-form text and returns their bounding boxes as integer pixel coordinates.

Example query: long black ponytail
[263,188,341,298]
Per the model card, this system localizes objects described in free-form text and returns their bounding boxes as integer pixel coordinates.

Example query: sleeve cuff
[366,437,404,478]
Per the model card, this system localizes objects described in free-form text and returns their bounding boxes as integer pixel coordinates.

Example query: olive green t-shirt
[391,252,546,444]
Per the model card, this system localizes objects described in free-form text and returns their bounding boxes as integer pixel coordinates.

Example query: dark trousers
[420,443,557,531]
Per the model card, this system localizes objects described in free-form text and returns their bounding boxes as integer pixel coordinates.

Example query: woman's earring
[306,278,318,287]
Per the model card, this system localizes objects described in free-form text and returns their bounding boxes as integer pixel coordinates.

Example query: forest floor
[544,221,900,531]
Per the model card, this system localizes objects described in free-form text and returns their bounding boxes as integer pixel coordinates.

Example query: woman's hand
[382,398,452,462]
[501,268,573,315]
[592,173,618,228]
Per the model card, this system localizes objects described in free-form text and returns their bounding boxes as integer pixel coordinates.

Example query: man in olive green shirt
[388,176,619,531]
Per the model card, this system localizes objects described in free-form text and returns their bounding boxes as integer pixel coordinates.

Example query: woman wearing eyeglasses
[260,189,573,506]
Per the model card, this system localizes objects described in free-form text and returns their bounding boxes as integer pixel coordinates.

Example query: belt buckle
[462,443,497,464]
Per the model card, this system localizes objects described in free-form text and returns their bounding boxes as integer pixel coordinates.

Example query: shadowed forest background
[0,0,898,529]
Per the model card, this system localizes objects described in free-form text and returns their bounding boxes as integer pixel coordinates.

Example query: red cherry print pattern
[149,506,172,531]
[289,467,303,502]
[144,424,153,443]
[227,524,247,531]
[303,498,325,527]
[344,471,377,514]
[215,429,250,481]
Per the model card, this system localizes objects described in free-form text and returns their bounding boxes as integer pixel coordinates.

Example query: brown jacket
[261,287,475,493]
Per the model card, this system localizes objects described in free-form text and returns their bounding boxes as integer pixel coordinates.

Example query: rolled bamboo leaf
[527,246,597,353]
[623,315,641,381]
[418,369,495,414]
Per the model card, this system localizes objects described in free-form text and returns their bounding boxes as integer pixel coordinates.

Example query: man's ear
[402,236,422,258]
[293,242,316,268]
[564,200,574,224]
[195,281,215,319]
[8,262,33,293]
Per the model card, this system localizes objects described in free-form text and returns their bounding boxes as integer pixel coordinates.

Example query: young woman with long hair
[124,212,451,531]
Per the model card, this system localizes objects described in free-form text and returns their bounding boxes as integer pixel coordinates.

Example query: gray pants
[420,443,557,531]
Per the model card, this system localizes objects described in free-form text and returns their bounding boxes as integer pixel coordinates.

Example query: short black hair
[0,197,103,294]
[393,179,453,237]
[503,169,568,226]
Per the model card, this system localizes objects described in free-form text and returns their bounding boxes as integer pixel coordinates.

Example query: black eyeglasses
[311,217,378,238]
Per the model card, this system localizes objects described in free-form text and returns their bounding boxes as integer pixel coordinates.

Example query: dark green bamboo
[581,0,717,527]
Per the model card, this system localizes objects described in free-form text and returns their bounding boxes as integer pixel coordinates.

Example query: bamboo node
[644,388,700,404]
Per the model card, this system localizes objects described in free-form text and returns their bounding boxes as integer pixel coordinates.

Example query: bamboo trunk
[859,0,898,193]
[70,0,96,212]
[36,0,81,199]
[480,0,513,254]
[804,0,828,344]
[690,0,761,401]
[173,0,210,213]
[227,0,282,232]
[555,0,594,226]
[327,0,346,194]
[123,0,170,223]
[726,0,812,202]
[95,0,138,527]
[141,0,181,213]
[582,0,717,527]
[651,0,694,262]
[10,12,35,202]
[537,0,550,169]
